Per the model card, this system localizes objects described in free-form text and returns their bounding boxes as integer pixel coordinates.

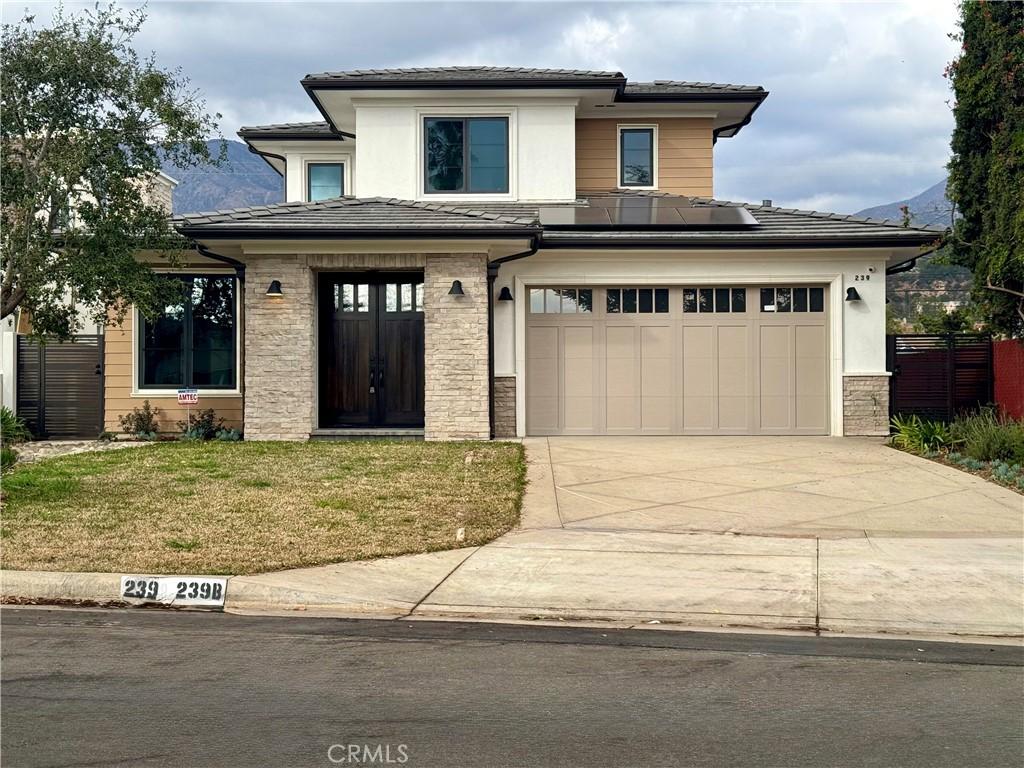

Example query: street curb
[4,569,1023,645]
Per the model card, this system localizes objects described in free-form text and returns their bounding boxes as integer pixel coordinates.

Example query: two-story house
[106,67,943,441]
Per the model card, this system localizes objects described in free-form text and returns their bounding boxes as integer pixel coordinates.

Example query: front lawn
[0,441,526,575]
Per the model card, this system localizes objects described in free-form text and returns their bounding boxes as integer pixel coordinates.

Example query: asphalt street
[2,608,1022,768]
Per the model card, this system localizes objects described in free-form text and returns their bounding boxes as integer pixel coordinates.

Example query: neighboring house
[107,67,943,440]
[1,172,178,437]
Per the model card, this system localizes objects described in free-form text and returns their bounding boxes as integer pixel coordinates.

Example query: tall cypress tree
[946,1,1024,336]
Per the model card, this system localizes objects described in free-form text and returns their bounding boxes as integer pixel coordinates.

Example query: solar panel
[539,196,758,230]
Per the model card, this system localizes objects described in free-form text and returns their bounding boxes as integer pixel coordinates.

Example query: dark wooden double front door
[318,273,425,428]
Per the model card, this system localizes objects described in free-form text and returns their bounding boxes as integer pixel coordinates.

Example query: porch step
[310,428,424,441]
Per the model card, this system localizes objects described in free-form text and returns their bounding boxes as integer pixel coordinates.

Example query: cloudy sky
[7,0,959,212]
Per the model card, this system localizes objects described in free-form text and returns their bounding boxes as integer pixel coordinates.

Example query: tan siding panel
[575,118,713,196]
[103,310,243,433]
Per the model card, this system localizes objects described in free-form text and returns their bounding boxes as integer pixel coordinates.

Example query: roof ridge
[690,197,947,234]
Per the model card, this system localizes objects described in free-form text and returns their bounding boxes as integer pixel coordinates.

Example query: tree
[945,1,1024,337]
[1,3,223,338]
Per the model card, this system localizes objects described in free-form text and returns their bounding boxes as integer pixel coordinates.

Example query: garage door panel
[526,284,829,437]
[796,396,827,431]
[527,325,558,358]
[683,396,715,430]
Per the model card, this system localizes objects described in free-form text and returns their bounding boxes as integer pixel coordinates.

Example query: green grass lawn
[0,441,526,575]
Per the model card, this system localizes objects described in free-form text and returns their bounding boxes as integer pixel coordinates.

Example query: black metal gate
[886,333,992,422]
[16,335,104,438]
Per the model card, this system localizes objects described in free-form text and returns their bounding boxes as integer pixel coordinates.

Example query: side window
[760,287,825,313]
[682,287,747,313]
[619,128,655,187]
[424,117,509,194]
[529,288,593,314]
[606,288,669,314]
[308,163,344,201]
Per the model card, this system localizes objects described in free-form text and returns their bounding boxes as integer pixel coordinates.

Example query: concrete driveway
[232,437,1023,640]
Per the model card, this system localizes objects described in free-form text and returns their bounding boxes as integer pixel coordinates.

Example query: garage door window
[683,287,746,313]
[607,288,669,314]
[530,288,592,314]
[761,286,824,313]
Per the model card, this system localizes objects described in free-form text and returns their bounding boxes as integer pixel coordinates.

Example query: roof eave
[540,235,944,250]
[176,225,543,240]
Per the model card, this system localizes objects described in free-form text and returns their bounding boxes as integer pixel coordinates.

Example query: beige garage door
[526,286,828,435]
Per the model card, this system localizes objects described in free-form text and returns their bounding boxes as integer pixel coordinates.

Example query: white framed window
[307,162,345,201]
[617,124,658,189]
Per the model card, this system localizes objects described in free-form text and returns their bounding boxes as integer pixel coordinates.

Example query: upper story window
[139,275,237,390]
[308,163,345,201]
[619,127,655,188]
[424,117,509,194]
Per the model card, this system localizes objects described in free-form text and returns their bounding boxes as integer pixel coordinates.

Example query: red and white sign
[177,388,199,406]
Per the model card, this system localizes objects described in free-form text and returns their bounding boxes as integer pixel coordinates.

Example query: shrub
[1,444,18,471]
[215,427,242,442]
[949,409,1024,463]
[1,406,31,443]
[119,401,162,438]
[178,408,224,441]
[890,414,951,454]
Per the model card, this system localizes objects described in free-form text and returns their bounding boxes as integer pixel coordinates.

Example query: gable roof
[175,191,945,250]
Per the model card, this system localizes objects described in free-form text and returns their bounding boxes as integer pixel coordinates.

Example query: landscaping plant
[119,400,161,440]
[179,408,225,440]
[1,406,31,443]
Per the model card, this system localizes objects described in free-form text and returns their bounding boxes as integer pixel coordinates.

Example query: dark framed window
[683,286,748,313]
[139,275,237,389]
[760,286,825,313]
[307,163,344,201]
[424,117,509,194]
[619,128,654,187]
[606,288,669,314]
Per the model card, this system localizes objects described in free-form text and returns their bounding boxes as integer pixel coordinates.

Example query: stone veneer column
[242,255,315,440]
[843,374,890,436]
[423,253,490,440]
[492,376,517,438]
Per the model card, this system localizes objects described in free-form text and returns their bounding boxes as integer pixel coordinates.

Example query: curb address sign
[121,575,227,608]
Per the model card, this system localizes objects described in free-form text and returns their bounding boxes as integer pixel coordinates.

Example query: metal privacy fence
[16,335,104,438]
[886,333,993,422]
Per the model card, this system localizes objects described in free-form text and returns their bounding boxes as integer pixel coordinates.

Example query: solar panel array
[539,196,759,230]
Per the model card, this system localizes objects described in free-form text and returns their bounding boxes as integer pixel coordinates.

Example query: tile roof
[303,66,625,83]
[238,121,336,137]
[174,197,540,237]
[624,81,766,96]
[175,191,945,247]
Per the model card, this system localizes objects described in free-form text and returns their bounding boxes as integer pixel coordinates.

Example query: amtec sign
[177,388,199,406]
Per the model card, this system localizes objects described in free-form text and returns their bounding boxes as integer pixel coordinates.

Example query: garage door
[526,286,828,435]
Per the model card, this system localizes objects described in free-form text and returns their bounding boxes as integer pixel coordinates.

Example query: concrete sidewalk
[4,437,1022,640]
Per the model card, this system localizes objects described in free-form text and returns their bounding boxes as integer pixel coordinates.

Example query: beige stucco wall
[575,117,714,197]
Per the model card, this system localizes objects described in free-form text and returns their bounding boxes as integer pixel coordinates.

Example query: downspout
[195,243,245,285]
[194,242,247,409]
[886,257,920,276]
[487,235,541,438]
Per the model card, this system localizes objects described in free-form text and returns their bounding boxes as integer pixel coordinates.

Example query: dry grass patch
[1,441,526,575]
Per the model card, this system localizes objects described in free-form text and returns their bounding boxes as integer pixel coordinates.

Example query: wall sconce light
[497,286,514,301]
[845,287,862,302]
[266,280,283,296]
[448,280,465,296]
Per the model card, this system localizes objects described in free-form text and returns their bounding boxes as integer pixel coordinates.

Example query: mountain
[160,140,283,214]
[856,178,952,228]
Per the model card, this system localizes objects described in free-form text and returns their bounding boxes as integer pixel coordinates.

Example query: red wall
[993,339,1024,421]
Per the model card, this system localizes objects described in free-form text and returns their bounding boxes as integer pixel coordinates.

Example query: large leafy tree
[1,3,223,338]
[945,0,1024,336]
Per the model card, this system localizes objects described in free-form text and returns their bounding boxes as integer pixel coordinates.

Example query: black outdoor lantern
[845,287,862,302]
[448,280,465,296]
[266,280,284,297]
[497,286,514,301]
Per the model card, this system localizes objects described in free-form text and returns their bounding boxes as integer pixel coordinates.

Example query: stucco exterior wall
[354,102,577,202]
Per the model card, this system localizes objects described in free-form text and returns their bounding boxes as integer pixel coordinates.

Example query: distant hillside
[856,178,952,228]
[161,140,283,214]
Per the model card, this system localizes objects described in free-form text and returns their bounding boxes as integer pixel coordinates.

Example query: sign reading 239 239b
[120,576,227,608]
